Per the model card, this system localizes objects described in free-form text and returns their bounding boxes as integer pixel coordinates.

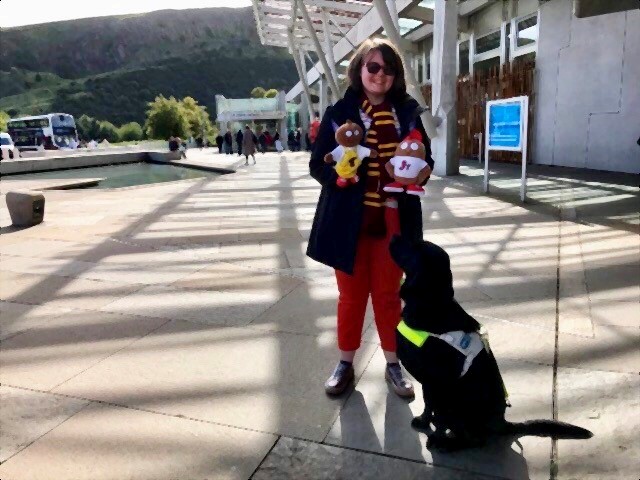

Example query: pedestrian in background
[242,125,257,165]
[216,133,224,153]
[224,130,233,154]
[274,132,284,153]
[236,129,243,156]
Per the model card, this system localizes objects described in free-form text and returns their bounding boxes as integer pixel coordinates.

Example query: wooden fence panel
[422,58,536,164]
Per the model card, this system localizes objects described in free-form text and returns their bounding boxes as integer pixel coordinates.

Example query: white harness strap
[431,331,486,377]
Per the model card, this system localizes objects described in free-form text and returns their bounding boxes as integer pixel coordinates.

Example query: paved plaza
[0,150,638,479]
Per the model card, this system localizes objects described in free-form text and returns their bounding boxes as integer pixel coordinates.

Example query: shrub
[144,95,190,139]
[118,122,144,141]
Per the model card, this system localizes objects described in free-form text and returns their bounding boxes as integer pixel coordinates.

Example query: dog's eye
[353,130,360,136]
[410,143,419,151]
[401,142,408,149]
[345,131,353,137]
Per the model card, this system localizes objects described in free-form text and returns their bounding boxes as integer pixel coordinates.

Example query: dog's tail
[501,420,592,439]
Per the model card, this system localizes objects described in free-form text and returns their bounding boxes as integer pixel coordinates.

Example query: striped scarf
[360,96,400,237]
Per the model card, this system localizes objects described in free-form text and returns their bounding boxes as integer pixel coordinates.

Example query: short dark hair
[347,38,407,100]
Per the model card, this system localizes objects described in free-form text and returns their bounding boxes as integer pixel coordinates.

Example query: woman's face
[360,49,395,98]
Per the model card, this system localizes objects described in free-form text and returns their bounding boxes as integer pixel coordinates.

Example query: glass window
[398,18,422,36]
[475,57,500,73]
[418,1,435,9]
[475,30,501,55]
[459,40,470,75]
[516,14,538,47]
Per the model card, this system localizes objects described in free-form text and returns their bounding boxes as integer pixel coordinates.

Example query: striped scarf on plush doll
[360,96,400,237]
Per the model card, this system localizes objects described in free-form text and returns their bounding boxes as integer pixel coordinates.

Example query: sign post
[484,96,529,202]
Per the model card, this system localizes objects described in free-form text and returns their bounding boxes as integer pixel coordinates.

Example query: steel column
[372,0,438,140]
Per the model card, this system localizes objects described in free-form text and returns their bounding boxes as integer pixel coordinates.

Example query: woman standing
[274,132,284,153]
[307,38,433,396]
[242,125,257,165]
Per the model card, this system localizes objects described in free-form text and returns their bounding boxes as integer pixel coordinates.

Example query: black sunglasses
[365,61,396,76]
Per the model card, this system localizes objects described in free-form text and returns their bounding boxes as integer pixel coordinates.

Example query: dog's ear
[390,235,419,273]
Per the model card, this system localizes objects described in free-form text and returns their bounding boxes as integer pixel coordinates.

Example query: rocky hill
[0,7,299,125]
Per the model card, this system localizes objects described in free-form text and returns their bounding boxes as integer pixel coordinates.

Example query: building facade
[253,0,639,174]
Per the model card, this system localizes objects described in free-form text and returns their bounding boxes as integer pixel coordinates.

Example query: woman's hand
[417,165,432,186]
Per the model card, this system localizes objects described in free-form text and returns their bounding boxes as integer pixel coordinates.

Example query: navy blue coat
[306,87,434,274]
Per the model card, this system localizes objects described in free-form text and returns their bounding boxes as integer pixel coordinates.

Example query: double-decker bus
[7,113,78,151]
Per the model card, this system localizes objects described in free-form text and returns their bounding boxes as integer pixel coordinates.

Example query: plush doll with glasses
[324,119,378,187]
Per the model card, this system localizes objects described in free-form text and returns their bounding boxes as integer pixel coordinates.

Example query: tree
[250,87,266,98]
[181,96,213,139]
[144,95,189,139]
[118,122,144,142]
[0,111,10,132]
[76,114,101,140]
[264,89,278,98]
[98,121,120,143]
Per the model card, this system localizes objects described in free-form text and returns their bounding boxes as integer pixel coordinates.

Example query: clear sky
[0,0,252,28]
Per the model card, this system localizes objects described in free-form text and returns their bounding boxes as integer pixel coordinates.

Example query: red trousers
[335,207,403,352]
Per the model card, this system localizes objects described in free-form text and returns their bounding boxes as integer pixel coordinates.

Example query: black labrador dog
[389,235,592,452]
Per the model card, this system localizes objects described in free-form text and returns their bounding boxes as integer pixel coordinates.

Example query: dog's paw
[411,412,433,432]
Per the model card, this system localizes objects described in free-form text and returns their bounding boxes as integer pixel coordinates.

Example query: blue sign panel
[488,101,522,149]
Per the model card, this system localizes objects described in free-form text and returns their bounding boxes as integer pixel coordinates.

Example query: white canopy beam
[307,0,372,15]
[321,8,340,97]
[372,0,437,139]
[260,5,359,26]
[296,0,341,101]
[289,31,315,119]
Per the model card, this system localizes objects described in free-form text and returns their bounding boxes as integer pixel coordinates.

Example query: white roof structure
[252,1,374,52]
[251,1,495,175]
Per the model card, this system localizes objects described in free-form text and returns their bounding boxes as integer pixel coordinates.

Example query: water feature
[7,162,220,189]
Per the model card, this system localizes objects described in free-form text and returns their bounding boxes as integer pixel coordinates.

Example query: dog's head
[390,235,454,299]
[390,235,479,333]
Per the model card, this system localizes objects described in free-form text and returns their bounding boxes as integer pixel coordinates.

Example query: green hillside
[0,7,299,125]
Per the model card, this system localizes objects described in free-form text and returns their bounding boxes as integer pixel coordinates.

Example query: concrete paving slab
[100,283,284,326]
[459,301,556,366]
[0,270,145,311]
[556,368,640,480]
[585,300,639,328]
[0,310,167,390]
[171,260,302,295]
[0,238,80,259]
[0,385,89,463]
[0,300,71,341]
[558,324,639,374]
[0,402,277,480]
[253,437,498,480]
[53,320,378,441]
[249,279,374,339]
[0,252,100,278]
[68,250,211,285]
